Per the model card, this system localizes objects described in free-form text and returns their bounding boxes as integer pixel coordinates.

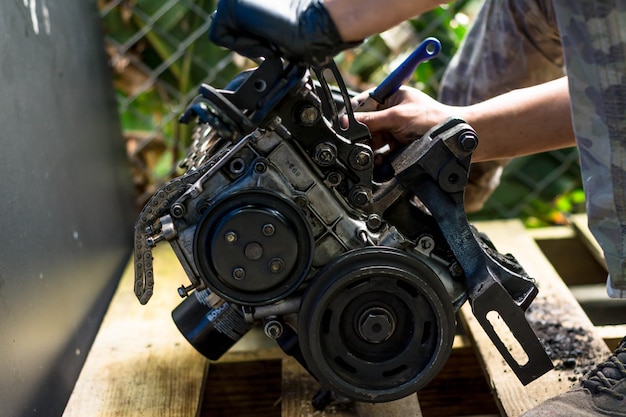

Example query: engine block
[134,53,552,407]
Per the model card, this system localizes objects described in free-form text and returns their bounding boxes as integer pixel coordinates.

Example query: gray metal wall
[0,2,134,416]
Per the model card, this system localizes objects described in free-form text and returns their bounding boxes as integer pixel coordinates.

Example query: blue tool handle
[369,37,441,104]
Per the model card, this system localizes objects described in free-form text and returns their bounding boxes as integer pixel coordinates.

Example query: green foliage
[341,1,473,97]
[522,188,586,228]
[101,0,246,187]
[468,148,585,226]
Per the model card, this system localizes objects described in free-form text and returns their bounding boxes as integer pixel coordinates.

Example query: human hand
[352,87,456,160]
[208,0,361,66]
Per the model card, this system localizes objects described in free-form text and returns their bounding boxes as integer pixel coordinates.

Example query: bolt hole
[230,158,246,174]
[254,80,267,92]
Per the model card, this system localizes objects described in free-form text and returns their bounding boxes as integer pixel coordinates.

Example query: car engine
[133,47,553,408]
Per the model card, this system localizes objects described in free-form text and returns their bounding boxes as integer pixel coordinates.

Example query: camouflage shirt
[440,0,626,298]
[554,1,626,298]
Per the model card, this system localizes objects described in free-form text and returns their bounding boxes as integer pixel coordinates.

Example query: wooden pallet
[63,216,624,417]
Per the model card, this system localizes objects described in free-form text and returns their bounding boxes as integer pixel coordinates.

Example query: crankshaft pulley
[297,247,456,402]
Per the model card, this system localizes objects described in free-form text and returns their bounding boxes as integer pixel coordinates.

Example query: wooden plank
[596,325,626,351]
[461,219,611,417]
[280,357,423,417]
[353,398,422,417]
[281,356,356,417]
[570,213,607,270]
[63,218,621,417]
[526,225,608,287]
[211,335,498,417]
[218,327,283,363]
[200,360,282,417]
[417,336,499,416]
[63,246,208,417]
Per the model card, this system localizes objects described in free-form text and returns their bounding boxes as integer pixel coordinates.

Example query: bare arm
[353,77,575,162]
[324,0,444,41]
[460,77,574,161]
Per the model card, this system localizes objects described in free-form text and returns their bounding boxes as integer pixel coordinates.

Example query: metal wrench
[355,37,441,112]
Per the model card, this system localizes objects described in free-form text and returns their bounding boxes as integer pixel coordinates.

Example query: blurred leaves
[99,0,243,201]
[341,1,473,97]
[468,148,585,227]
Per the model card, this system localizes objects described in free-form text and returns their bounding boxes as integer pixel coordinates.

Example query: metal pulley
[297,247,456,402]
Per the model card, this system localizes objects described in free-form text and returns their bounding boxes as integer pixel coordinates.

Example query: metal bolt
[420,236,434,250]
[264,320,284,339]
[354,150,372,167]
[225,231,238,244]
[299,105,320,126]
[366,214,383,231]
[146,233,165,248]
[251,129,263,140]
[327,171,342,186]
[177,284,194,298]
[268,116,282,130]
[358,308,395,343]
[254,161,267,173]
[350,186,371,207]
[459,132,478,152]
[170,203,186,218]
[314,143,336,166]
[417,235,435,255]
[269,258,285,273]
[262,223,275,237]
[294,195,308,208]
[232,267,246,280]
[450,262,463,277]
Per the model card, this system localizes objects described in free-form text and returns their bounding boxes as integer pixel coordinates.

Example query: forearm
[458,77,575,162]
[324,0,444,41]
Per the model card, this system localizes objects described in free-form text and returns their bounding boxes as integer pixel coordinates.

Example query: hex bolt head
[262,223,275,237]
[254,161,267,173]
[358,308,395,343]
[327,171,342,186]
[269,258,285,273]
[299,105,320,126]
[355,150,372,167]
[264,320,284,339]
[366,214,383,231]
[294,195,308,208]
[232,267,246,280]
[459,132,478,151]
[170,203,186,218]
[314,143,337,166]
[350,187,371,206]
[225,231,238,244]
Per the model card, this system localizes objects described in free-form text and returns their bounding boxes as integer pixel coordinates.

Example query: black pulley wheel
[194,190,313,305]
[298,247,455,402]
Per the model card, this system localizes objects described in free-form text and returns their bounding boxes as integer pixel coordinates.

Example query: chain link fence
[98,0,583,225]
